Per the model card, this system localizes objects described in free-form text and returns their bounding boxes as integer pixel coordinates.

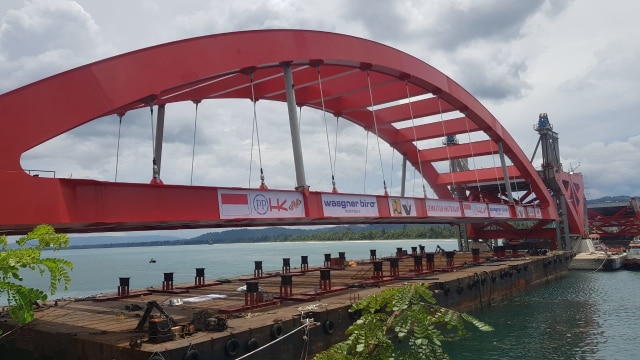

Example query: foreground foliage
[314,283,493,360]
[0,225,72,326]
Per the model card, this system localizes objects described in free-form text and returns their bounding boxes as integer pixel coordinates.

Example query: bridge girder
[0,30,565,239]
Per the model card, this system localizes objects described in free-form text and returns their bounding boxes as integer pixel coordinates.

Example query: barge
[1,246,573,360]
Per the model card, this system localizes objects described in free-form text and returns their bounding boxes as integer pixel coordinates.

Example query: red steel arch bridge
[0,30,586,250]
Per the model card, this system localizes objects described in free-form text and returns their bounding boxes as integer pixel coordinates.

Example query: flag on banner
[219,192,251,216]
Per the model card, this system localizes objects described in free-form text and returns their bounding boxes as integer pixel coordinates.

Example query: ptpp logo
[252,194,269,215]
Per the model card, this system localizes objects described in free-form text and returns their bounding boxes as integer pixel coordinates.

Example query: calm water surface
[444,270,640,360]
[6,240,640,359]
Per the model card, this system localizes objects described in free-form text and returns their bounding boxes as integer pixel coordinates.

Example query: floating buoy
[271,323,284,339]
[224,338,240,356]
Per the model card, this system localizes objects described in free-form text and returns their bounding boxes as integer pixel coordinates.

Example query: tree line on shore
[64,224,458,250]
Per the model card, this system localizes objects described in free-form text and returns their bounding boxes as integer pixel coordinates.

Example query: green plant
[0,225,72,327]
[314,283,493,360]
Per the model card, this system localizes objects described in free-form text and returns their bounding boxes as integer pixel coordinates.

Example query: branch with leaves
[314,283,493,360]
[0,225,73,328]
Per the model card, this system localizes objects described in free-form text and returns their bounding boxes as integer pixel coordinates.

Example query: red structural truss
[0,30,572,243]
[588,198,640,239]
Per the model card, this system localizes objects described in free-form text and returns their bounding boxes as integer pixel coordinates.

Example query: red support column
[425,253,435,271]
[388,258,399,277]
[319,269,331,291]
[254,261,263,278]
[195,268,205,286]
[413,255,423,273]
[372,260,384,280]
[280,274,293,297]
[118,277,130,296]
[162,272,174,291]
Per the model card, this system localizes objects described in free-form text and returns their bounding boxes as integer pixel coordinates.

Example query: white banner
[321,194,379,217]
[534,207,542,219]
[218,190,305,219]
[388,198,417,217]
[526,207,536,218]
[515,205,526,218]
[462,202,489,218]
[488,204,511,218]
[425,199,461,217]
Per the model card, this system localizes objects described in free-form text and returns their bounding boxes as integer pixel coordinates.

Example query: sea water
[6,239,458,301]
[443,270,640,360]
[4,239,639,359]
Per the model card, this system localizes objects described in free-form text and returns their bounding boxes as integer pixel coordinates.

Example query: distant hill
[58,224,451,249]
[189,224,395,244]
[586,195,638,203]
[68,234,183,246]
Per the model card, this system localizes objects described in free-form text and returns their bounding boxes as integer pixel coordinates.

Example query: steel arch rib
[0,30,556,233]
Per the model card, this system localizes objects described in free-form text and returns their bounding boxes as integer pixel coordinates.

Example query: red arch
[0,30,557,234]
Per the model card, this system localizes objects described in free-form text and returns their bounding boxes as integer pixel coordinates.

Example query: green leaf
[0,225,72,326]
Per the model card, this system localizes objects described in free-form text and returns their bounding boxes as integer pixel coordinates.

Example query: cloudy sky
[1,0,639,237]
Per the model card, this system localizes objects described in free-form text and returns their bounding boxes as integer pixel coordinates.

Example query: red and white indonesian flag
[219,193,251,217]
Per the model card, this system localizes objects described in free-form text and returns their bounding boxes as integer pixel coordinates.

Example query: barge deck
[0,248,573,360]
